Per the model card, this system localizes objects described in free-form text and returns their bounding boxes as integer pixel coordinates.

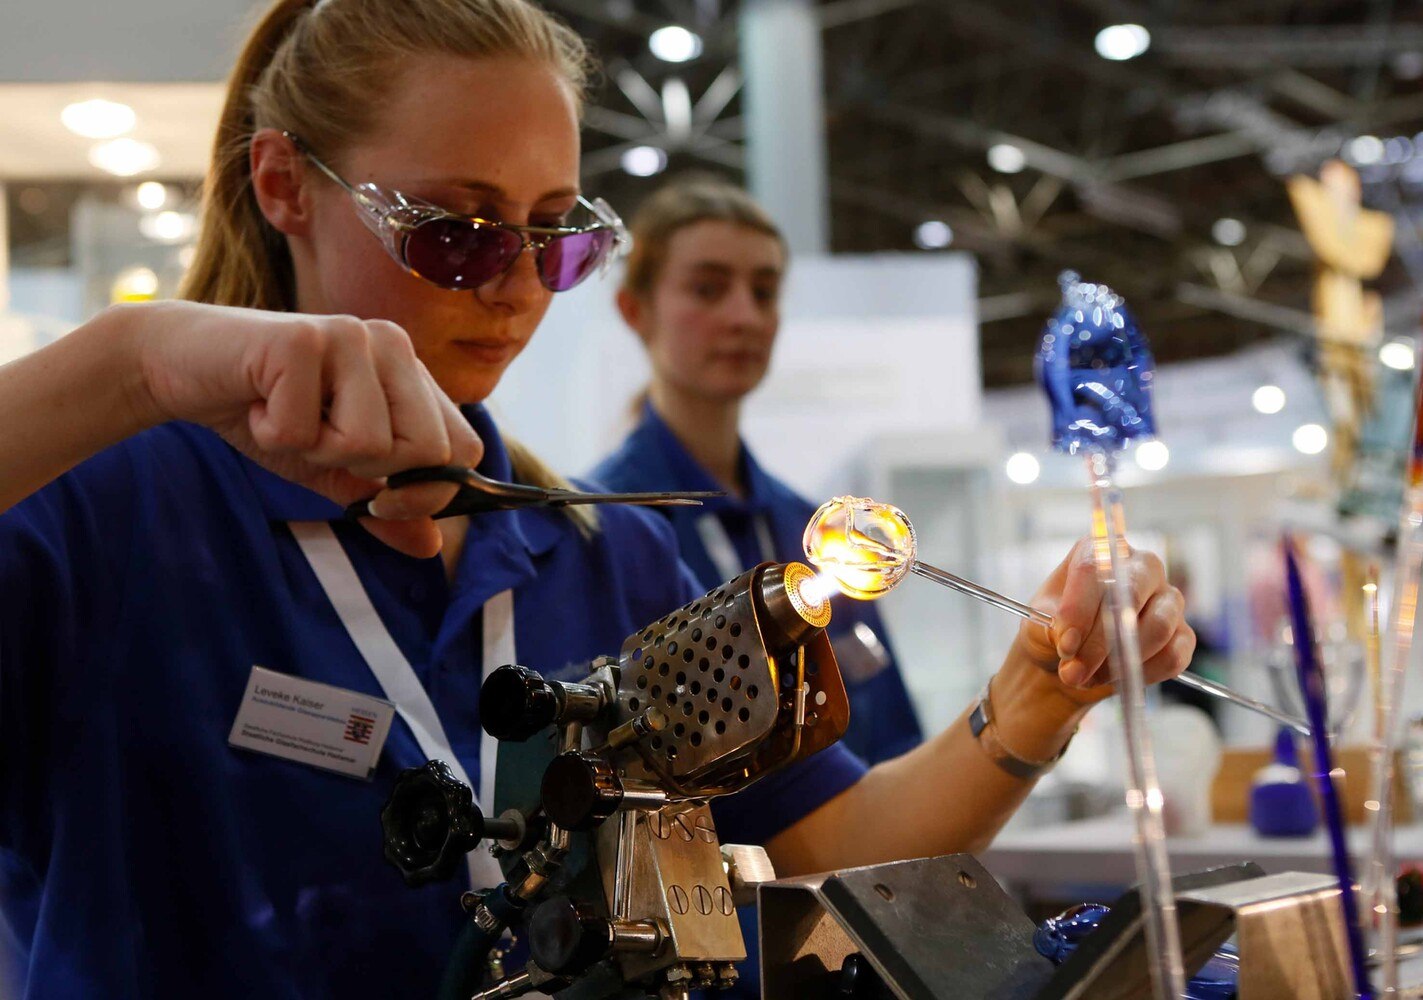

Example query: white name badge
[228,665,396,780]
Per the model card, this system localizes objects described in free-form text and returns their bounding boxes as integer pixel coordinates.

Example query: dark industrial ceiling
[553,0,1423,385]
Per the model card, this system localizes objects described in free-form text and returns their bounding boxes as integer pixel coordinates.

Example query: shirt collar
[638,401,769,515]
[236,404,563,557]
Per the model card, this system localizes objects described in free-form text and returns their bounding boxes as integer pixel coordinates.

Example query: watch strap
[968,677,1075,780]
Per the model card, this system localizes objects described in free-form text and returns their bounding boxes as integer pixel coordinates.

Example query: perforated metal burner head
[615,562,848,788]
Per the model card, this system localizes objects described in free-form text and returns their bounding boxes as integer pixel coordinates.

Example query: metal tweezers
[344,465,723,520]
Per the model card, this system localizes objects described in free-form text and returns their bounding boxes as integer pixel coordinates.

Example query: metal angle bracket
[759,854,1054,1000]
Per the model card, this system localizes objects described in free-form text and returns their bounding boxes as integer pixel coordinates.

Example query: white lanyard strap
[696,512,778,582]
[480,588,514,815]
[290,521,506,891]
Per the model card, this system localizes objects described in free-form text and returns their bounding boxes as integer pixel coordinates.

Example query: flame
[803,496,916,601]
[796,571,843,608]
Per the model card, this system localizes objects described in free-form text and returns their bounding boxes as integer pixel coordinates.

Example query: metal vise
[379,562,849,999]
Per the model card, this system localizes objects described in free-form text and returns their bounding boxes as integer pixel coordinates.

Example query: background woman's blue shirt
[590,404,924,765]
[0,406,866,998]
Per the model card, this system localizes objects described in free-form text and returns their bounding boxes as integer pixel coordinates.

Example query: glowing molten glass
[802,496,916,600]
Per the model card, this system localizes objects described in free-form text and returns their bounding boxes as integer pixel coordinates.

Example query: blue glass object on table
[1034,903,1240,999]
[1035,270,1157,455]
[1032,903,1111,964]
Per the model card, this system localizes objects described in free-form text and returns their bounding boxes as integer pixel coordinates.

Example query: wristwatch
[968,677,1076,780]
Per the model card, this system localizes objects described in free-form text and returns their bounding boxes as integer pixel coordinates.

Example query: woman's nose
[724,283,767,327]
[476,245,546,314]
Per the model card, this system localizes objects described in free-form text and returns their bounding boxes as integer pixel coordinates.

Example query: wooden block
[1211,745,1414,827]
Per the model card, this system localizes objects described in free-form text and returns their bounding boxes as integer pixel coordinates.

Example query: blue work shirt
[0,404,867,999]
[591,404,924,765]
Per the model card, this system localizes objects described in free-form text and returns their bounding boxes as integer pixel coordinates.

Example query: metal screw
[668,884,690,914]
[694,885,713,915]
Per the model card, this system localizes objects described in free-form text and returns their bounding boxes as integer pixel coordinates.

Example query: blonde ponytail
[179,0,313,309]
[506,437,595,536]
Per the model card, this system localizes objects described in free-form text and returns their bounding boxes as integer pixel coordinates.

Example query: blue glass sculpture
[1036,271,1157,454]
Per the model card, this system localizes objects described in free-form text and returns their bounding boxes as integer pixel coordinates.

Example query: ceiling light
[1134,440,1170,471]
[1252,384,1286,414]
[649,25,702,63]
[1347,135,1385,166]
[139,210,195,243]
[987,143,1026,174]
[1293,423,1329,455]
[1380,339,1416,371]
[621,145,668,177]
[61,98,136,139]
[135,181,167,211]
[1005,452,1041,485]
[1212,217,1246,247]
[913,220,953,249]
[1095,24,1151,61]
[89,138,160,177]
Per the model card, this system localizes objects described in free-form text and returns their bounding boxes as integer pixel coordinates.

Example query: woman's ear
[250,128,314,237]
[616,287,652,345]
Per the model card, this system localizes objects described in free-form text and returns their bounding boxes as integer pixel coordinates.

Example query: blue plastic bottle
[1249,727,1319,837]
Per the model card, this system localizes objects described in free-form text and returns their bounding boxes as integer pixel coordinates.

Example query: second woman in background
[590,177,923,765]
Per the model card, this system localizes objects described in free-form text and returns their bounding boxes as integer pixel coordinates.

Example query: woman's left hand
[1014,537,1196,704]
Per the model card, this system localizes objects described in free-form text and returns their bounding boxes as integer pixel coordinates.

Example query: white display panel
[490,251,981,499]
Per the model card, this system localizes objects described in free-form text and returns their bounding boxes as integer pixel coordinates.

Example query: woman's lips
[714,349,769,366]
[451,339,519,364]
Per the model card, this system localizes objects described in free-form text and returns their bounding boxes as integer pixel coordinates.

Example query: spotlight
[1005,452,1041,485]
[620,146,667,177]
[1380,339,1416,372]
[89,139,160,177]
[61,99,136,139]
[1293,423,1328,455]
[1252,384,1286,414]
[139,210,195,243]
[1347,136,1385,166]
[1095,24,1151,61]
[1134,440,1170,471]
[135,181,167,211]
[1212,218,1246,247]
[649,26,702,63]
[913,220,953,249]
[987,143,1026,174]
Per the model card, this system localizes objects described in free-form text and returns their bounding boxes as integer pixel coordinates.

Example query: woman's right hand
[118,300,481,557]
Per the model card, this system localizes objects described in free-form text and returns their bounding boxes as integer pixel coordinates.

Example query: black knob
[836,954,890,1000]
[381,760,487,887]
[528,896,614,976]
[481,664,561,741]
[540,752,623,831]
